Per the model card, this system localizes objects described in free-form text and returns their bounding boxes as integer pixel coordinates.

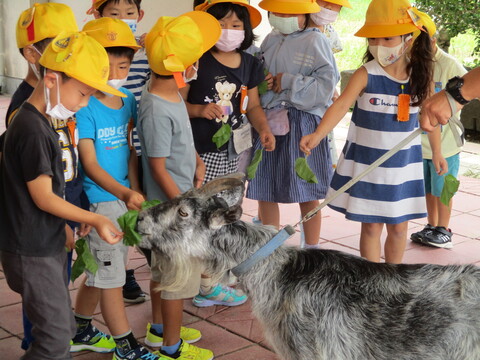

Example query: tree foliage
[413,0,480,54]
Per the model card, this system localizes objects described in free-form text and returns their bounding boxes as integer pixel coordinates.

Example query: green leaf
[295,157,318,184]
[258,68,270,95]
[440,174,460,206]
[246,149,263,180]
[118,209,142,246]
[212,123,232,149]
[142,199,162,210]
[71,238,98,283]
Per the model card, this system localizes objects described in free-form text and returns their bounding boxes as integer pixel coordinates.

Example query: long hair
[363,30,434,106]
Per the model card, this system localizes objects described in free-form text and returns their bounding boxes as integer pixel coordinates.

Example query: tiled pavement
[1,93,480,359]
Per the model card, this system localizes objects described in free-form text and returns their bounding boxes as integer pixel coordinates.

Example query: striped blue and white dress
[327,60,426,224]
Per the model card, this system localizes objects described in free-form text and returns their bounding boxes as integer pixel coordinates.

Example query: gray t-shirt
[137,88,196,202]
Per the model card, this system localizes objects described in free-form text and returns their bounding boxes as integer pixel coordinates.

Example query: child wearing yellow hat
[67,17,161,360]
[300,0,446,263]
[137,11,220,360]
[0,3,94,354]
[0,31,124,360]
[88,0,153,305]
[409,13,467,249]
[246,0,339,249]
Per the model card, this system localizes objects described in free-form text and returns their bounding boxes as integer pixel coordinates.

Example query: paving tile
[216,344,280,359]
[320,216,362,241]
[0,277,22,307]
[448,213,480,239]
[0,303,23,336]
[0,328,11,340]
[320,241,361,257]
[0,335,24,359]
[403,241,480,265]
[451,191,480,213]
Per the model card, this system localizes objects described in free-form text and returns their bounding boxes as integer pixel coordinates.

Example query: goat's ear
[208,205,242,229]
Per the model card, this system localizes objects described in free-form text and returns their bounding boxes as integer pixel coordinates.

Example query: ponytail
[408,29,434,106]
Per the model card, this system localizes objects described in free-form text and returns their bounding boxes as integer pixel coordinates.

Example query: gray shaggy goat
[136,176,480,360]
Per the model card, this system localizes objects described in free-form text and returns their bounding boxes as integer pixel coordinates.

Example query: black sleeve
[246,54,266,89]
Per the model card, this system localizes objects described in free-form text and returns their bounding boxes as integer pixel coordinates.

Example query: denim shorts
[423,153,460,197]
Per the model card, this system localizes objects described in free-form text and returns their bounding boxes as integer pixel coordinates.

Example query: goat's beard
[152,251,195,292]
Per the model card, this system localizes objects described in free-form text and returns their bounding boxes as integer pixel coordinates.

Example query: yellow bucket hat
[16,3,78,49]
[195,0,262,28]
[354,0,421,38]
[145,11,221,76]
[412,10,436,38]
[82,17,141,51]
[323,0,352,9]
[259,0,320,14]
[86,0,142,14]
[39,31,126,97]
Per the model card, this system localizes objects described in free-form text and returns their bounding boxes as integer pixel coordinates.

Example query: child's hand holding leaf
[295,156,318,184]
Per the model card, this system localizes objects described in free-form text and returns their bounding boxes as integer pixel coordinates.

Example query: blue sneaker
[113,345,159,360]
[70,324,115,353]
[192,284,247,307]
[252,216,262,225]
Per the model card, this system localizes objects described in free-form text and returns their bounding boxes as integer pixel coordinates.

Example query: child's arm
[194,153,206,188]
[180,84,223,120]
[148,157,182,200]
[78,139,145,210]
[128,148,142,193]
[27,174,122,244]
[426,125,448,176]
[300,67,368,155]
[246,87,276,152]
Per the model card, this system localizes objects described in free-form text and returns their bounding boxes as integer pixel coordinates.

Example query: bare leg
[160,299,184,346]
[360,223,384,262]
[384,222,408,264]
[426,193,438,226]
[258,201,280,229]
[436,197,453,229]
[100,287,130,336]
[150,280,163,324]
[74,277,101,316]
[299,200,321,246]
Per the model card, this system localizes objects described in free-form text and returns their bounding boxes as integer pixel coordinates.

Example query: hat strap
[173,72,186,89]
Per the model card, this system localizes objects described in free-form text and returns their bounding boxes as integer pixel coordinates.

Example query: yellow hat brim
[330,0,352,9]
[354,23,419,38]
[258,0,320,14]
[196,0,262,28]
[69,74,127,97]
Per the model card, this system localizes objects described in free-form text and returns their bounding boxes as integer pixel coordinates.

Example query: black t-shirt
[0,102,66,256]
[187,51,264,154]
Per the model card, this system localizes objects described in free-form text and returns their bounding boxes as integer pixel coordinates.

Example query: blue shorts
[423,153,460,197]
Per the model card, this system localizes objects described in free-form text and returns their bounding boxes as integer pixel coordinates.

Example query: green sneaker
[70,324,115,353]
[145,323,201,348]
[155,340,213,360]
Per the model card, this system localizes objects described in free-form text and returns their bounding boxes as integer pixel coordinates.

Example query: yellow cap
[83,18,141,51]
[145,11,221,76]
[16,3,78,49]
[259,0,320,14]
[323,0,352,9]
[39,31,126,97]
[195,0,262,29]
[355,0,421,38]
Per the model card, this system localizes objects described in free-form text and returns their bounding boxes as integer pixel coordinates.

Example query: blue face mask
[121,18,137,33]
[268,13,301,35]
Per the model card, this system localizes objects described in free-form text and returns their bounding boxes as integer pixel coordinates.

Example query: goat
[136,176,480,360]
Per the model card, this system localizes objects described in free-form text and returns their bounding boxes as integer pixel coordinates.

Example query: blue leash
[231,225,296,277]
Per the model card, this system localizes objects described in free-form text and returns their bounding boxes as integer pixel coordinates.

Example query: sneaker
[156,340,213,360]
[252,216,262,225]
[123,269,149,303]
[410,224,435,244]
[145,323,201,347]
[423,227,453,249]
[192,284,247,308]
[70,325,115,353]
[113,345,160,360]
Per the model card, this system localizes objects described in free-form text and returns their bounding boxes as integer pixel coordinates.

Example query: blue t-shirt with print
[76,87,137,204]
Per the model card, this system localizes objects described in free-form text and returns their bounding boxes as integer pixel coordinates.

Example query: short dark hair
[38,65,71,81]
[193,0,204,9]
[206,3,256,51]
[98,0,142,15]
[152,72,174,80]
[19,37,53,57]
[106,46,135,62]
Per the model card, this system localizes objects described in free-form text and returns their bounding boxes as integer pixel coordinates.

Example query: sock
[74,314,92,335]
[113,330,138,356]
[200,277,214,295]
[150,323,164,335]
[304,243,320,249]
[161,340,181,355]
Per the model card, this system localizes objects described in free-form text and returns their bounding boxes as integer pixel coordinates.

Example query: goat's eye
[178,208,189,218]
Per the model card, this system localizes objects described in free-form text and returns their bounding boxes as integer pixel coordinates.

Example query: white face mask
[268,13,301,35]
[45,72,76,121]
[311,7,339,26]
[215,29,245,52]
[369,35,412,67]
[121,18,137,33]
[102,76,128,97]
[29,45,43,80]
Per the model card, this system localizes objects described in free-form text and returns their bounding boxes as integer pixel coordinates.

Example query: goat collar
[231,225,296,277]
